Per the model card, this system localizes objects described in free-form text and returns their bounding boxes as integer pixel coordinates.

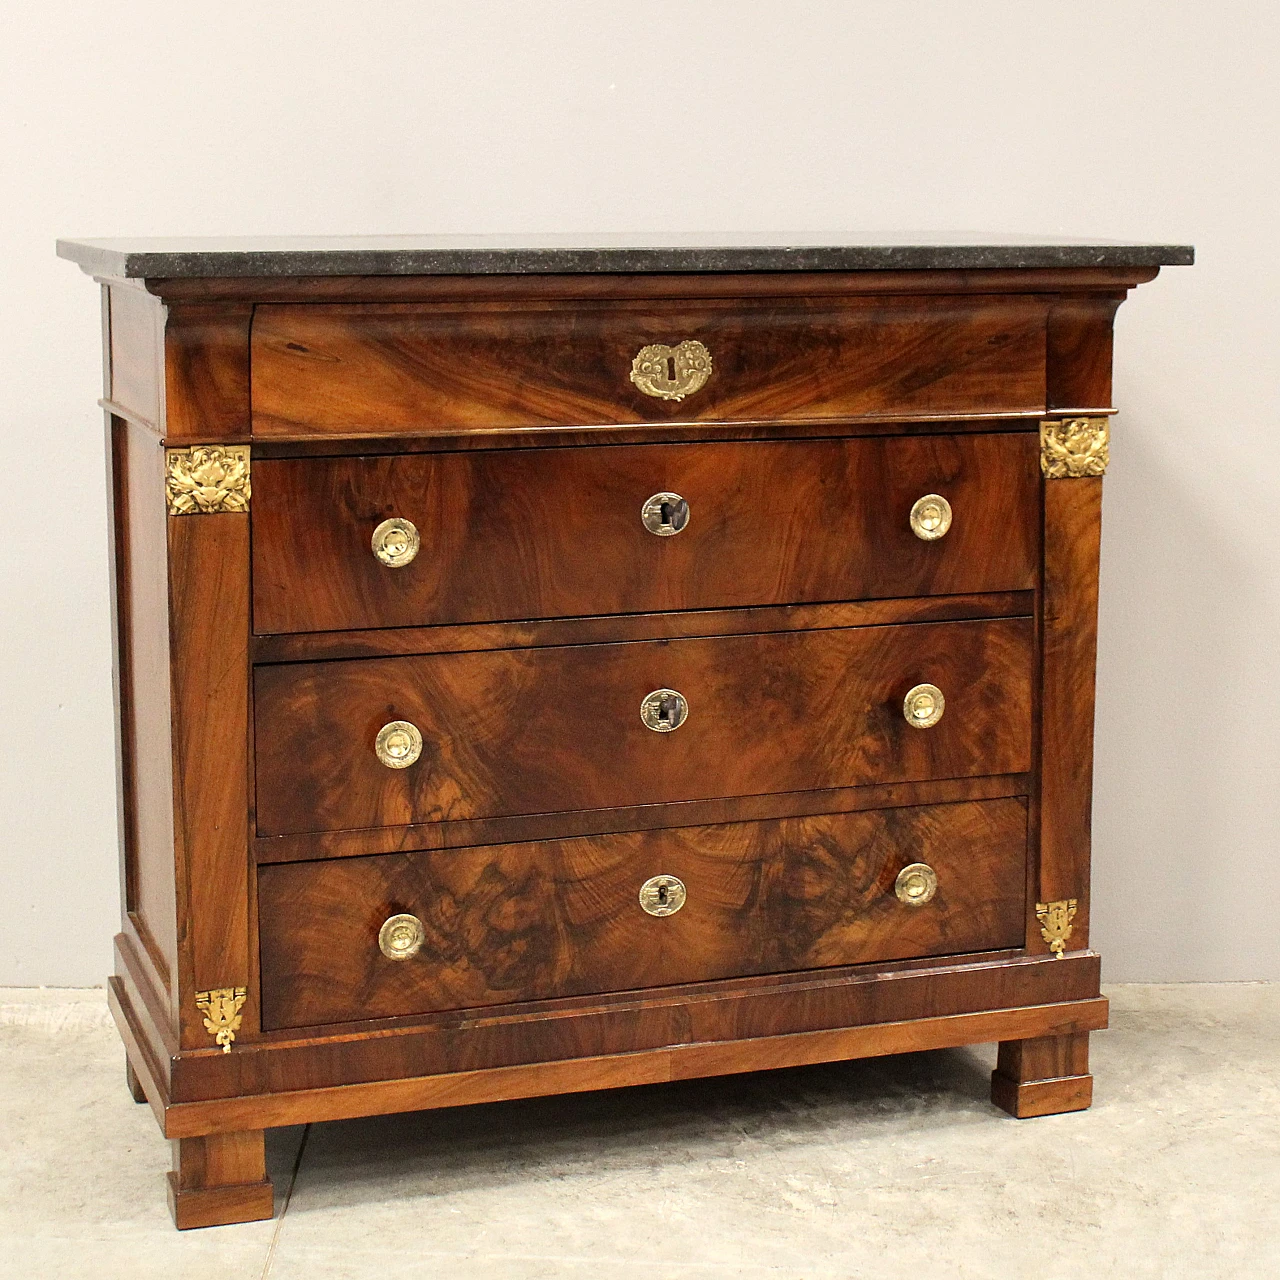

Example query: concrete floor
[1,986,1276,1278]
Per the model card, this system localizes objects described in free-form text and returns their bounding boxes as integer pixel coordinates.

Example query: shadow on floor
[290,1044,999,1208]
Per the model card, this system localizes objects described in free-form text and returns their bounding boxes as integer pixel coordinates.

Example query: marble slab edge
[57,240,1195,279]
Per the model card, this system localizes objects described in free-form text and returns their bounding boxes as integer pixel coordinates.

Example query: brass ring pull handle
[375,720,423,768]
[641,688,689,732]
[641,492,690,536]
[895,863,938,907]
[903,683,945,729]
[630,340,713,401]
[639,874,687,917]
[371,517,420,568]
[910,494,952,541]
[378,913,426,960]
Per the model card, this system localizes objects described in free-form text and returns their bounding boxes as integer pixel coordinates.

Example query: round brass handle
[640,688,689,732]
[909,494,952,541]
[903,683,945,729]
[371,517,420,568]
[641,491,690,536]
[378,913,426,960]
[375,720,423,768]
[895,863,938,907]
[639,874,687,916]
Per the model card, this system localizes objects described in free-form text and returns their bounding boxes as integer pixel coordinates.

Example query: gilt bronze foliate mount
[1040,417,1110,479]
[195,987,248,1052]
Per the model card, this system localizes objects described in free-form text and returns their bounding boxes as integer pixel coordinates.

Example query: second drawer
[253,616,1033,837]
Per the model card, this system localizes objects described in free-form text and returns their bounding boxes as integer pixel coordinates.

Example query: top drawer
[249,296,1048,435]
[252,433,1040,634]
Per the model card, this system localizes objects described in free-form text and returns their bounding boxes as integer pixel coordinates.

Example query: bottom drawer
[258,798,1028,1030]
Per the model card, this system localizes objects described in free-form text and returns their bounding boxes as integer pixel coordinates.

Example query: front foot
[168,1131,274,1229]
[990,1031,1093,1118]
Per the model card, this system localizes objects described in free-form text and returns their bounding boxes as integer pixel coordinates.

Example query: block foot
[990,1031,1093,1118]
[168,1131,274,1229]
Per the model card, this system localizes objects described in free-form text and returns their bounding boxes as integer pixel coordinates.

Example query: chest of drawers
[60,234,1190,1229]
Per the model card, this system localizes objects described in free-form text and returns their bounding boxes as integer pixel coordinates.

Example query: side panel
[112,416,180,1007]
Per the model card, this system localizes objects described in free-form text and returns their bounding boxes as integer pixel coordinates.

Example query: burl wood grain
[253,616,1034,836]
[258,797,1027,1029]
[249,295,1048,435]
[251,432,1040,634]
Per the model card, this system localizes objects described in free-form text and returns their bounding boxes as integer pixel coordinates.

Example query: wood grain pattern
[162,998,1109,1138]
[253,773,1030,866]
[75,256,1164,1225]
[162,303,252,441]
[259,798,1027,1028]
[167,1130,272,1229]
[108,285,163,428]
[111,418,179,996]
[254,617,1034,836]
[990,1030,1093,1117]
[250,295,1048,436]
[252,592,1034,665]
[146,265,1158,305]
[252,433,1040,634]
[122,949,1102,1105]
[1047,295,1121,410]
[1037,479,1102,951]
[168,506,252,1042]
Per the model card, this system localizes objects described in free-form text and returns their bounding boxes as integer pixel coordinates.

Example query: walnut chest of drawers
[60,234,1191,1229]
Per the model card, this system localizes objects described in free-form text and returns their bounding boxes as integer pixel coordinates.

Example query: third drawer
[253,615,1033,837]
[257,797,1029,1030]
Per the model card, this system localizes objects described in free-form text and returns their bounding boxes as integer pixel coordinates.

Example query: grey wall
[3,2,1275,984]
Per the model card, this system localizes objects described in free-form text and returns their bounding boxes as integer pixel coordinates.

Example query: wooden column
[993,289,1128,1116]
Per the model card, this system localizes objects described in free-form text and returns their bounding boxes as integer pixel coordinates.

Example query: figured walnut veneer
[67,248,1184,1228]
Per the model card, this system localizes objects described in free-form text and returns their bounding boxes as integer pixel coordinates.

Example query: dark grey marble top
[57,233,1194,279]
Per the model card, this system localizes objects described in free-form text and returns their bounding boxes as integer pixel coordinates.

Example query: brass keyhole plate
[630,340,713,401]
[641,492,690,536]
[639,874,687,917]
[640,688,689,732]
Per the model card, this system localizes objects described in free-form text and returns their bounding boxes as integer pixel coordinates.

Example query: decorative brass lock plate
[639,874,687,917]
[640,688,689,732]
[630,340,713,401]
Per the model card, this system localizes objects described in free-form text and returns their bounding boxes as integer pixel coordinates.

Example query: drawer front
[258,798,1029,1029]
[253,617,1033,837]
[252,433,1039,634]
[250,296,1047,436]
